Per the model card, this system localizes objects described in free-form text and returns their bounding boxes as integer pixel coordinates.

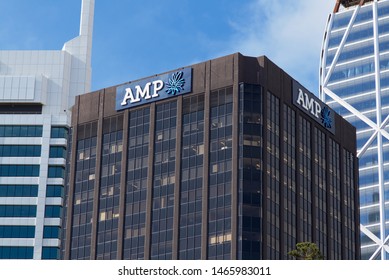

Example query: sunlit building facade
[320,0,389,259]
[62,54,360,260]
[0,0,94,259]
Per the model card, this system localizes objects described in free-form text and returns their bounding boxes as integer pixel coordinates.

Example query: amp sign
[292,80,335,134]
[116,68,192,111]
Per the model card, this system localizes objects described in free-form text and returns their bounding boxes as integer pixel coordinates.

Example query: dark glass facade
[238,84,263,259]
[150,101,177,260]
[67,122,97,259]
[62,54,360,260]
[123,107,149,259]
[96,115,123,259]
[179,94,204,260]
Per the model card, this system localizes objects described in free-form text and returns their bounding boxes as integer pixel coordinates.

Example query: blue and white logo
[292,80,335,134]
[165,71,186,95]
[116,68,192,111]
[321,106,332,129]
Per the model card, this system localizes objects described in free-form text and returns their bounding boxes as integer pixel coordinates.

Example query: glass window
[44,206,62,218]
[41,247,60,260]
[0,226,35,238]
[46,185,64,197]
[0,165,39,177]
[19,126,28,137]
[124,108,149,260]
[0,247,34,259]
[51,127,69,139]
[48,166,65,179]
[0,145,41,157]
[0,185,38,197]
[0,205,37,217]
[0,126,42,137]
[49,146,66,159]
[70,130,97,260]
[43,226,60,239]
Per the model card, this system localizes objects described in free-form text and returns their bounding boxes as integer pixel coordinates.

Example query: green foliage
[288,242,324,260]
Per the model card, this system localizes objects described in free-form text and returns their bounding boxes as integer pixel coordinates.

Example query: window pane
[43,226,60,239]
[49,146,66,159]
[0,226,35,238]
[0,247,34,259]
[0,205,36,217]
[0,146,41,157]
[48,166,65,178]
[0,126,43,137]
[51,127,68,139]
[45,206,62,218]
[42,247,60,259]
[46,185,64,197]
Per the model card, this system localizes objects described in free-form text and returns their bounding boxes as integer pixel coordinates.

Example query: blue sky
[0,0,334,95]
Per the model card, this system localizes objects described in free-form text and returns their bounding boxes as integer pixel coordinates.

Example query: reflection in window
[209,233,232,244]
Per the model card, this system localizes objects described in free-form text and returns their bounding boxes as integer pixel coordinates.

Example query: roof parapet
[341,0,373,7]
[334,0,374,13]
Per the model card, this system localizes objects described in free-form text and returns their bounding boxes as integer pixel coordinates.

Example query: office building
[62,53,360,260]
[320,0,389,259]
[0,0,94,259]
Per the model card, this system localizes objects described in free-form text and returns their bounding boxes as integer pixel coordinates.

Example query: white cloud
[222,0,334,94]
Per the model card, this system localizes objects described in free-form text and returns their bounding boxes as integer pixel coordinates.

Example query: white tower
[0,0,94,259]
[320,0,389,259]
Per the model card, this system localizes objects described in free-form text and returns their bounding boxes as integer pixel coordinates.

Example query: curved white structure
[320,0,389,260]
[0,0,94,259]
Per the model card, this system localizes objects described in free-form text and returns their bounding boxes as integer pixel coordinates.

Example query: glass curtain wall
[320,0,389,259]
[179,94,205,260]
[238,84,263,259]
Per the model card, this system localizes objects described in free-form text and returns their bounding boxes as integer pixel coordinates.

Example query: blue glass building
[320,0,389,259]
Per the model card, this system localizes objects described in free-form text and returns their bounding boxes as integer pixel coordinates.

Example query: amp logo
[293,80,335,134]
[116,68,192,111]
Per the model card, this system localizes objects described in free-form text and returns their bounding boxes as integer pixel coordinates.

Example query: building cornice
[334,0,374,13]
